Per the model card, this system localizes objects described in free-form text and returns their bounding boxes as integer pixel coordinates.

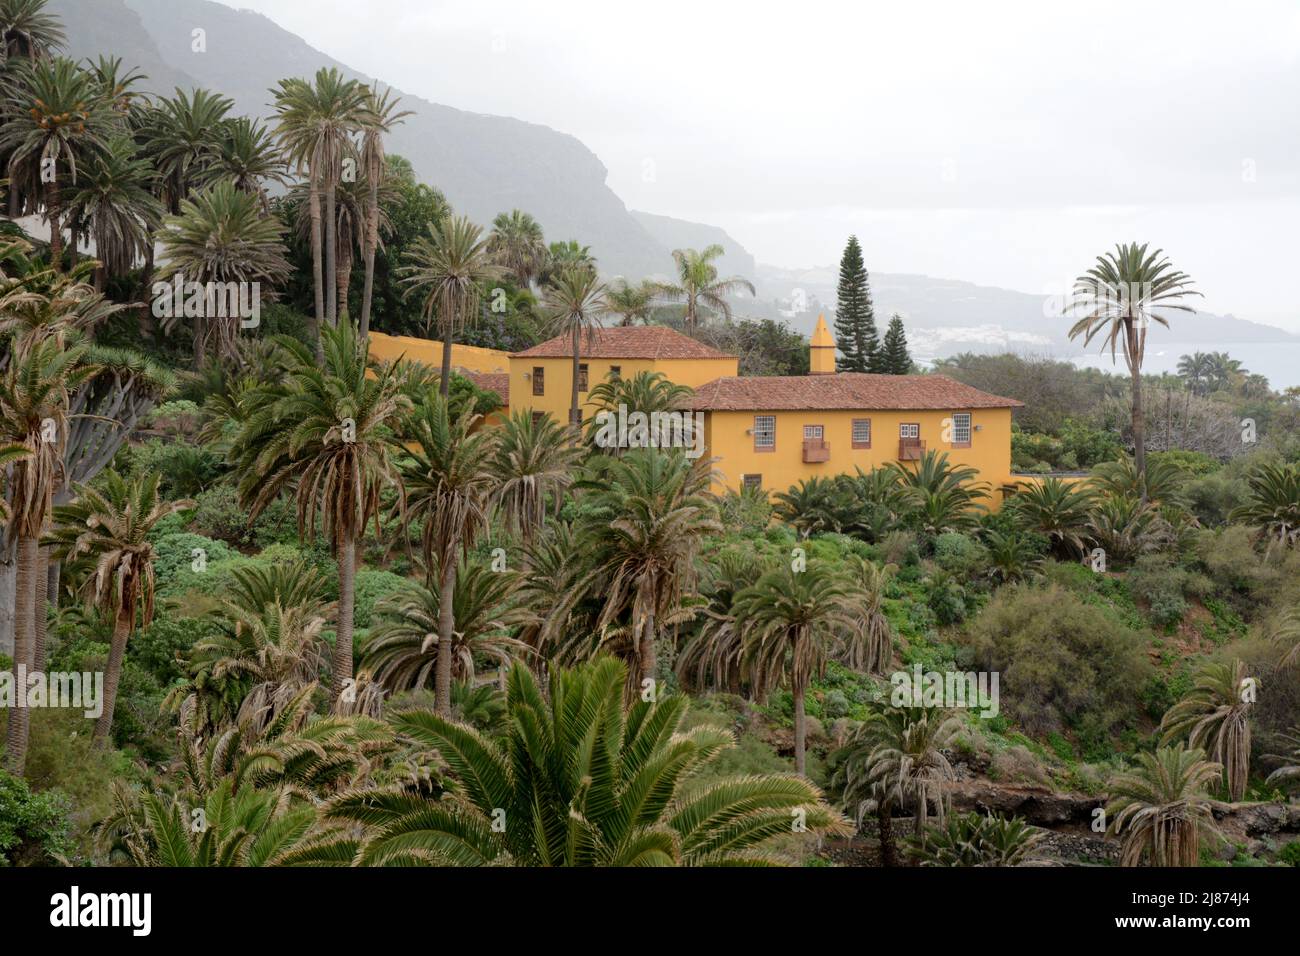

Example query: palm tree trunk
[68,224,79,268]
[876,800,897,866]
[325,178,338,326]
[639,608,657,692]
[93,604,131,746]
[435,555,457,717]
[793,680,807,776]
[3,535,37,772]
[47,181,63,273]
[359,181,380,338]
[331,532,357,707]
[1128,323,1147,495]
[337,245,353,324]
[569,328,581,429]
[308,171,326,364]
[439,317,454,398]
[32,545,48,674]
[0,556,14,661]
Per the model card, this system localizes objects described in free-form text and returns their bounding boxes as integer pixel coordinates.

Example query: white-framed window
[951,412,972,445]
[851,418,871,448]
[803,425,824,440]
[899,423,920,439]
[742,474,762,490]
[753,415,776,450]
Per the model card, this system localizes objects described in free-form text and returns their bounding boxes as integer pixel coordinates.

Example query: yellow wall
[509,355,739,422]
[704,407,1017,505]
[368,332,509,374]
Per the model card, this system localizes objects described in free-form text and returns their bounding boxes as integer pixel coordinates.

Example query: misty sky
[219,0,1300,330]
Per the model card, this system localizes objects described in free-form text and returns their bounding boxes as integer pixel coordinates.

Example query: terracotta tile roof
[511,326,734,360]
[459,370,509,404]
[684,373,1024,411]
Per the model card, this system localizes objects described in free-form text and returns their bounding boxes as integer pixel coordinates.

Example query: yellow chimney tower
[810,313,836,374]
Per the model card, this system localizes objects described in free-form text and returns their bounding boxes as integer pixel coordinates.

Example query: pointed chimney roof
[811,313,834,347]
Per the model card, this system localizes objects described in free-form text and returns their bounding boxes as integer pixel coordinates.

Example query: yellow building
[379,319,1024,502]
[508,326,739,423]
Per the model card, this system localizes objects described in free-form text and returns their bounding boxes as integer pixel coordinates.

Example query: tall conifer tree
[881,313,912,374]
[833,235,878,372]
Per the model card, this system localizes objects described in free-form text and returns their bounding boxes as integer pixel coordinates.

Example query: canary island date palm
[1265,730,1300,795]
[675,548,767,696]
[0,337,90,772]
[1177,352,1214,397]
[0,56,110,270]
[837,705,962,849]
[1067,243,1200,487]
[905,810,1045,867]
[209,116,289,212]
[47,469,188,745]
[656,244,755,334]
[487,208,547,289]
[542,265,608,428]
[398,395,499,716]
[399,213,502,397]
[844,555,893,674]
[572,449,721,694]
[140,87,232,215]
[360,560,528,693]
[890,449,988,534]
[101,778,355,867]
[357,84,410,337]
[233,322,410,707]
[326,657,848,865]
[271,69,367,330]
[1160,659,1255,801]
[604,276,659,326]
[491,408,582,542]
[1106,744,1222,867]
[584,370,695,452]
[0,0,66,61]
[1008,477,1096,558]
[1090,455,1187,508]
[156,179,291,365]
[734,561,858,775]
[65,134,160,290]
[1229,460,1300,556]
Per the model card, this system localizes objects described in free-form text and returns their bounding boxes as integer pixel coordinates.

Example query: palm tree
[140,87,232,215]
[398,395,499,716]
[604,276,658,326]
[1067,243,1200,485]
[209,116,289,211]
[101,778,354,867]
[891,449,988,534]
[487,209,547,288]
[399,213,501,397]
[0,0,65,61]
[0,337,89,771]
[735,561,857,775]
[1206,351,1243,392]
[156,180,291,365]
[357,84,410,338]
[1176,352,1213,397]
[1090,455,1186,507]
[839,705,962,844]
[1160,659,1255,801]
[656,244,755,334]
[675,549,767,695]
[1106,744,1222,866]
[983,529,1044,584]
[491,408,582,542]
[64,135,160,291]
[1087,493,1160,564]
[572,449,721,693]
[1230,460,1300,556]
[1265,730,1300,795]
[542,265,607,428]
[360,561,528,692]
[233,322,410,705]
[327,658,849,865]
[47,470,188,745]
[905,811,1045,866]
[0,56,110,270]
[585,369,693,425]
[1009,477,1096,558]
[272,69,367,330]
[844,555,893,674]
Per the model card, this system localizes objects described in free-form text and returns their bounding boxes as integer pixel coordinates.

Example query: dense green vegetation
[1,0,1299,869]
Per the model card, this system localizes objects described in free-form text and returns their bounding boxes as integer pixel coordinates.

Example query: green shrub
[152,533,236,595]
[933,532,988,577]
[959,584,1153,738]
[129,616,223,686]
[353,568,409,629]
[0,769,71,866]
[1279,840,1300,867]
[1128,554,1192,630]
[1185,472,1251,527]
[126,439,223,497]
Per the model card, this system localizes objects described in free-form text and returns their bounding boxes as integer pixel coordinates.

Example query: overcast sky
[220,0,1300,330]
